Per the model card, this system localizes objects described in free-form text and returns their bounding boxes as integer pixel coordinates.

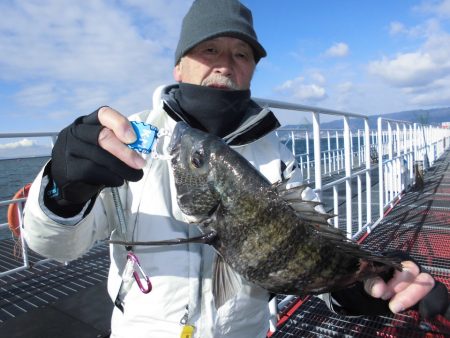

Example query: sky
[1,0,450,154]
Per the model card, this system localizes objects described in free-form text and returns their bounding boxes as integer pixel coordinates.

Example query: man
[23,0,442,337]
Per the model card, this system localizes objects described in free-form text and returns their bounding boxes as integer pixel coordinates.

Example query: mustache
[201,75,239,89]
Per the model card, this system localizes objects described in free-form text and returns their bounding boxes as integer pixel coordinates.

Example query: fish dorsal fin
[212,255,243,309]
[274,181,334,226]
[274,180,308,196]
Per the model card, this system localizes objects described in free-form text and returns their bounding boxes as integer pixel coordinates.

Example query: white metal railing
[258,98,378,238]
[276,128,371,184]
[0,197,29,277]
[276,129,313,182]
[0,132,57,277]
[375,118,450,223]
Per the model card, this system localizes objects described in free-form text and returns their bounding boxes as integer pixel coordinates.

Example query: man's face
[174,36,256,90]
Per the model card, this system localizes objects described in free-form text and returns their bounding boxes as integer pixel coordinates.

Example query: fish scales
[169,122,401,301]
[206,161,358,294]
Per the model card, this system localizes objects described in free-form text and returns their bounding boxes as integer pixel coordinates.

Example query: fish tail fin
[357,254,403,281]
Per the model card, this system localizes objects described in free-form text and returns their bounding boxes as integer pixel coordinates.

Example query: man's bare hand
[364,260,435,313]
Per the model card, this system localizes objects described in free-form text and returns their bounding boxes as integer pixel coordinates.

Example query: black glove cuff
[330,282,391,316]
[417,280,449,319]
[43,163,97,218]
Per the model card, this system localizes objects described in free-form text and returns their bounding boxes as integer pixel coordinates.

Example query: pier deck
[0,150,449,337]
[0,243,111,337]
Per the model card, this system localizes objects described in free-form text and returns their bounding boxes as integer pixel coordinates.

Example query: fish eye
[191,150,204,168]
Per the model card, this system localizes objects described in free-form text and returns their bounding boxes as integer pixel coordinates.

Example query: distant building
[442,122,450,128]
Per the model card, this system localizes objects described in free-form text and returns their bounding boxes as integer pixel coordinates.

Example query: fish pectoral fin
[212,255,243,309]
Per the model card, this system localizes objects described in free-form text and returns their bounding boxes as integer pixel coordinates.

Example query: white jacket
[23,85,311,338]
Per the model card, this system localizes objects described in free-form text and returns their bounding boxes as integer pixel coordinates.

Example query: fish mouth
[168,121,190,156]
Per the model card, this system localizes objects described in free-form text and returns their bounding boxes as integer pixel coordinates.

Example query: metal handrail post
[333,184,339,228]
[409,124,414,184]
[327,131,332,175]
[357,129,361,167]
[306,131,311,181]
[378,118,384,219]
[268,298,277,333]
[364,119,372,224]
[17,202,30,269]
[343,116,352,237]
[396,122,402,194]
[313,112,322,200]
[335,131,340,172]
[290,131,295,156]
[387,122,393,204]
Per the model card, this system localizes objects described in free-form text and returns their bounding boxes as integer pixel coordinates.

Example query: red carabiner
[127,252,152,294]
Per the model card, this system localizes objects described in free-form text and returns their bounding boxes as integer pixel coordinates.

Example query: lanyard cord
[108,231,216,246]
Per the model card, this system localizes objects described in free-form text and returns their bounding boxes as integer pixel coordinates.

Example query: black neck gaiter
[173,83,251,137]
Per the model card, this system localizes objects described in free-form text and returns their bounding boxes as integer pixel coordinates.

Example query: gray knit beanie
[174,0,267,65]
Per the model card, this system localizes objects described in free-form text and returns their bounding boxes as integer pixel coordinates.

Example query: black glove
[330,251,449,319]
[418,280,449,319]
[45,108,143,215]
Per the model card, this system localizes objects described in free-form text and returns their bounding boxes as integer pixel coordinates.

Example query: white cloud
[0,138,53,158]
[325,42,349,57]
[368,18,450,108]
[0,1,185,82]
[403,75,450,105]
[409,87,450,105]
[336,81,353,94]
[310,72,326,84]
[389,18,442,39]
[368,51,446,87]
[364,1,450,108]
[274,1,450,114]
[414,0,450,18]
[47,110,77,120]
[0,139,36,150]
[389,21,407,35]
[125,0,191,43]
[0,0,189,115]
[369,22,450,89]
[14,84,58,107]
[275,76,327,102]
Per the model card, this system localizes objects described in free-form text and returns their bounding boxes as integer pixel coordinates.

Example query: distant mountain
[283,107,450,130]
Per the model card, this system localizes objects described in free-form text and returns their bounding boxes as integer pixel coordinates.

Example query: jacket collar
[160,84,280,146]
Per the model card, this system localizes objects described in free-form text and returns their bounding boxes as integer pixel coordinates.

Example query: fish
[169,122,402,307]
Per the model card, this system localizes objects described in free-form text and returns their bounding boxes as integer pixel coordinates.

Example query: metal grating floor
[270,149,450,337]
[272,296,449,338]
[0,242,111,337]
